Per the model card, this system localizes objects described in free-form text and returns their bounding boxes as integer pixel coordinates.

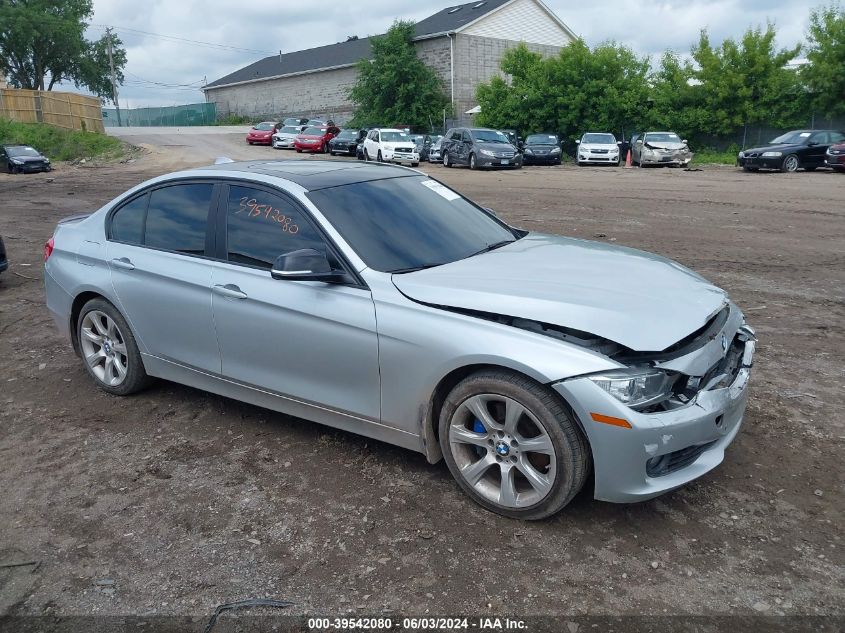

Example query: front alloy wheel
[782,154,799,172]
[443,152,451,168]
[439,370,590,520]
[469,153,478,170]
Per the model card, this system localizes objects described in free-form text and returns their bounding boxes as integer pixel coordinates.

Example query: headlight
[643,148,655,155]
[588,368,672,409]
[524,148,534,154]
[11,159,23,165]
[738,151,745,158]
[480,149,495,157]
[762,151,782,157]
[551,148,561,154]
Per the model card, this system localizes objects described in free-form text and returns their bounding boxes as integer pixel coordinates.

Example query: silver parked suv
[44,160,754,520]
[441,127,522,170]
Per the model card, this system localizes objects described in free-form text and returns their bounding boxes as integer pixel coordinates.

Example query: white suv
[363,128,420,166]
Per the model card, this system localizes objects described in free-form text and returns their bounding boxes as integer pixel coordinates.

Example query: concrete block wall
[414,37,453,102]
[453,34,562,116]
[206,65,360,123]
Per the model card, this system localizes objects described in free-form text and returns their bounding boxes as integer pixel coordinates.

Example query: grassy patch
[692,147,740,165]
[0,119,125,162]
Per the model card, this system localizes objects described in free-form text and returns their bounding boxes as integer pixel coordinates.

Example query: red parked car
[294,125,340,153]
[246,121,279,145]
[826,143,845,172]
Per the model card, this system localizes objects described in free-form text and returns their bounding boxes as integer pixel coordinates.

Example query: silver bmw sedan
[44,160,755,520]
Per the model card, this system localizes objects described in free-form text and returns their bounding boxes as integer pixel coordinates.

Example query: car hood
[381,142,415,150]
[391,233,728,352]
[297,134,324,140]
[11,155,47,162]
[249,129,272,135]
[477,142,516,152]
[644,141,688,150]
[579,143,618,150]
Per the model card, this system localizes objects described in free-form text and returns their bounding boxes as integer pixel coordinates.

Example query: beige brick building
[202,0,576,123]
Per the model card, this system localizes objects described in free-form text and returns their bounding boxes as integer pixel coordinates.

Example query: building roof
[205,0,517,90]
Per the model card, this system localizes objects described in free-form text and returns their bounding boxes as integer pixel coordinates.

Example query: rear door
[105,181,221,372]
[805,131,830,167]
[208,182,380,421]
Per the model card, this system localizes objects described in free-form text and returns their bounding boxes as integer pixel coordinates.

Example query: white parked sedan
[576,132,621,166]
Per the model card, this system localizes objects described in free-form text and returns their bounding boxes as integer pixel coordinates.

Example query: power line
[91,24,274,55]
[125,71,206,88]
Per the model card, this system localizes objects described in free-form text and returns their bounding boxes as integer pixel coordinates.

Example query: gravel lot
[0,141,843,627]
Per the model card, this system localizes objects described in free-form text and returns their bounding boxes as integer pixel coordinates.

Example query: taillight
[44,237,54,262]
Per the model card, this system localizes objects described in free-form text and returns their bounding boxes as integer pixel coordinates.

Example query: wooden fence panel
[0,88,104,133]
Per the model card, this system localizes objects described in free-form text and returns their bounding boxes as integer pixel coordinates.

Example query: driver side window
[225,185,325,269]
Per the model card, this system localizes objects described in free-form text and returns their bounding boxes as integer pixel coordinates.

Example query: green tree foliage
[476,40,650,141]
[802,2,845,118]
[349,21,450,128]
[0,0,126,101]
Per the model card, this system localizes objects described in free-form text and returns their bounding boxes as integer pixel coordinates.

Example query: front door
[209,182,381,421]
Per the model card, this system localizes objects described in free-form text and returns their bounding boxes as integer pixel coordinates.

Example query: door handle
[110,257,135,271]
[213,284,247,300]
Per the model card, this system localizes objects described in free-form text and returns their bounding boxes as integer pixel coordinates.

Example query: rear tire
[439,369,590,520]
[77,298,152,396]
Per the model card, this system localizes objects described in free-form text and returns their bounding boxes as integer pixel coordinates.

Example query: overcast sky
[87,0,822,108]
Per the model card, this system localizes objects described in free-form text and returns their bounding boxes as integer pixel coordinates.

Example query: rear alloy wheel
[469,153,478,170]
[77,298,152,396]
[781,154,799,172]
[439,369,590,520]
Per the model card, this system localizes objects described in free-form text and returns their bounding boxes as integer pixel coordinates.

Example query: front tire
[781,154,799,172]
[469,153,478,170]
[377,150,383,162]
[77,298,152,396]
[443,152,452,168]
[439,369,590,520]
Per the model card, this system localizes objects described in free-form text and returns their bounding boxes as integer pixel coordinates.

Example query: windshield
[7,146,40,157]
[302,127,326,135]
[527,134,560,145]
[471,129,509,144]
[307,176,517,273]
[645,132,681,144]
[278,126,298,134]
[769,131,811,144]
[254,122,275,131]
[283,118,302,125]
[428,135,443,143]
[380,131,409,142]
[336,129,358,139]
[582,133,616,144]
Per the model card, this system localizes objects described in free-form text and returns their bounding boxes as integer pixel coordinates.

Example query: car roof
[196,159,417,191]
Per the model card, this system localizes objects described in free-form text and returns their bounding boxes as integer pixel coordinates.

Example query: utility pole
[106,27,122,126]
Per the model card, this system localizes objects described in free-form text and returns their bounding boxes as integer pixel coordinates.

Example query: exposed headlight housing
[550,148,561,154]
[480,149,495,157]
[762,151,782,157]
[588,368,672,409]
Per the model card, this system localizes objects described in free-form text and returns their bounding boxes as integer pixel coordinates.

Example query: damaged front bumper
[553,324,755,503]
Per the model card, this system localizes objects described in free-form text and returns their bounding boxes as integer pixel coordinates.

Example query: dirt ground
[0,139,843,626]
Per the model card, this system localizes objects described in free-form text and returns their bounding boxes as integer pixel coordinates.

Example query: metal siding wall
[461,0,573,47]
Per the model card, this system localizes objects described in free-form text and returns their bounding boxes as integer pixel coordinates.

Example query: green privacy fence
[102,102,216,127]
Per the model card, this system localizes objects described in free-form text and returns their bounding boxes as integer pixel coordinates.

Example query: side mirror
[271,249,348,283]
[616,141,622,145]
[636,139,643,145]
[682,139,689,145]
[575,140,581,144]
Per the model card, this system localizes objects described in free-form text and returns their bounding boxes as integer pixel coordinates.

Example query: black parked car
[1,145,51,174]
[523,133,563,165]
[738,129,845,172]
[329,128,367,157]
[0,235,7,276]
[441,127,522,170]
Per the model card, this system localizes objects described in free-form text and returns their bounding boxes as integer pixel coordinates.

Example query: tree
[0,0,126,101]
[802,2,845,118]
[685,25,804,135]
[349,21,450,128]
[475,40,651,141]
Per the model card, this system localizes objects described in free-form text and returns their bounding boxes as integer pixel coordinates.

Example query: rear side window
[226,185,325,269]
[144,183,214,255]
[110,194,148,244]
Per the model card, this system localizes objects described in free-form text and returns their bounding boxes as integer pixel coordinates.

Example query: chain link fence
[101,102,216,127]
